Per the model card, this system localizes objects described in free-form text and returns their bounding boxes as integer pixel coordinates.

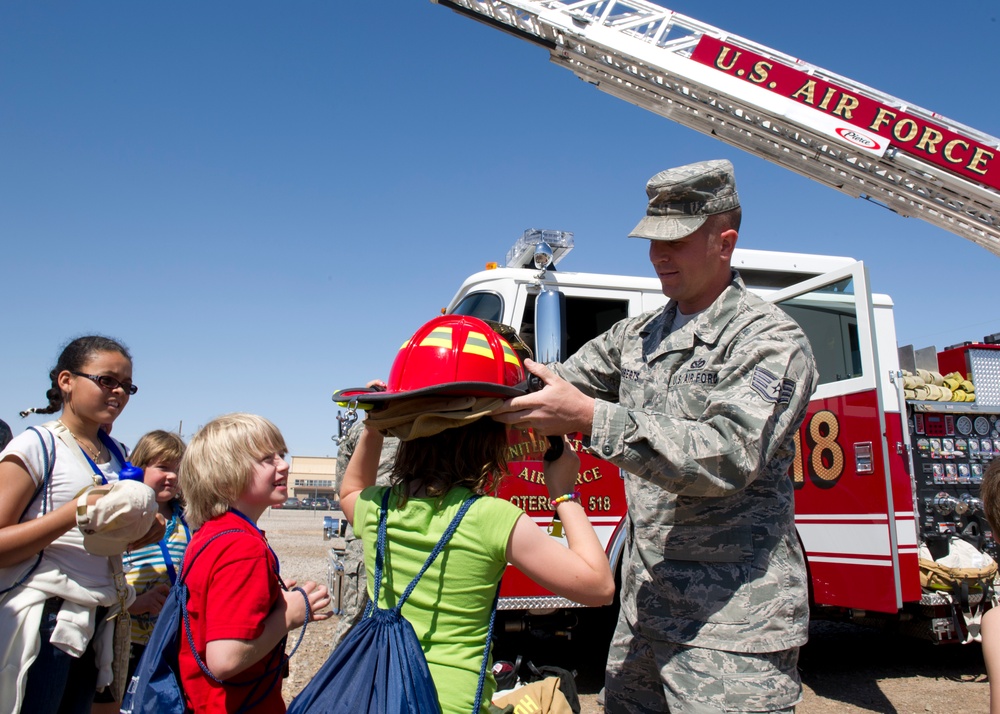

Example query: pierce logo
[836,127,881,150]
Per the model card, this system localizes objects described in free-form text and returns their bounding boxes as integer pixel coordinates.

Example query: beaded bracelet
[551,491,582,507]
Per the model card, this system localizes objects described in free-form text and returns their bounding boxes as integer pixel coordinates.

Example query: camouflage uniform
[552,274,817,713]
[330,419,397,650]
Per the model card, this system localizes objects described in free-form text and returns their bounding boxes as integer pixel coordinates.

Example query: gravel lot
[262,509,991,713]
[256,508,339,702]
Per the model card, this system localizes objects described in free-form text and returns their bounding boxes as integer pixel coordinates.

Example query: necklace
[58,420,105,461]
[76,438,105,461]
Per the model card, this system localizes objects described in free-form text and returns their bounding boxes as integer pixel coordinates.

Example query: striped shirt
[125,502,191,645]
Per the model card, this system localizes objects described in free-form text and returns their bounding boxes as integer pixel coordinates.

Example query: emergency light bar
[505,228,575,268]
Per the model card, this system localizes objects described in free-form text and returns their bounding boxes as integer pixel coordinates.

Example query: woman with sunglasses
[0,335,165,714]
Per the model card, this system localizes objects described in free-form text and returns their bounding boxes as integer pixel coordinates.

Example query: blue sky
[2,1,998,458]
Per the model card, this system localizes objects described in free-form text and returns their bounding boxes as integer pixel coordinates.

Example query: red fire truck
[442,228,997,644]
[429,0,1000,643]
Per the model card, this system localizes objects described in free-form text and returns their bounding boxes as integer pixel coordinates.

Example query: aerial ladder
[431,0,1000,257]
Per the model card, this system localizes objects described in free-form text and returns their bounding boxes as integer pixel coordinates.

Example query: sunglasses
[72,371,138,395]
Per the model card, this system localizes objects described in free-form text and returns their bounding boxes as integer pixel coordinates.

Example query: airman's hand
[492,359,595,436]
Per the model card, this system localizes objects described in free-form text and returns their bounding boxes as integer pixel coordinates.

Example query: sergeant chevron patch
[750,366,795,404]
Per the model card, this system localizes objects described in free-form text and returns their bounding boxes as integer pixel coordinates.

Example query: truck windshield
[452,292,503,323]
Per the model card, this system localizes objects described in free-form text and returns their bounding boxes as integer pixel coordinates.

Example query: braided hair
[19,335,132,417]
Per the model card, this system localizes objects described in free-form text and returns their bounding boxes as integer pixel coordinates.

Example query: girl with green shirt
[336,315,614,714]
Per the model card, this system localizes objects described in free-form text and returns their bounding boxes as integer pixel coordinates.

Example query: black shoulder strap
[22,426,57,520]
[0,427,58,597]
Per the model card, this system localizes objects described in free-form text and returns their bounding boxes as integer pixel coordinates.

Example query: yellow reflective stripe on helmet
[500,341,519,366]
[463,331,495,359]
[419,326,453,349]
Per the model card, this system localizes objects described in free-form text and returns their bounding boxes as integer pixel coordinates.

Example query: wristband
[550,491,581,507]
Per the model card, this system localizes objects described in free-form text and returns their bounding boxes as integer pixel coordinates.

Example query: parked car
[309,497,333,510]
[283,497,303,510]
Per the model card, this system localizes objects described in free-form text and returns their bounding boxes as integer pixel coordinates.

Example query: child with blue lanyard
[178,413,331,713]
[121,431,190,685]
[0,335,166,714]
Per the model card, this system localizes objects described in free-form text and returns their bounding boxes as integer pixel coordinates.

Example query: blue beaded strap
[180,525,307,713]
[368,488,500,714]
[180,529,245,682]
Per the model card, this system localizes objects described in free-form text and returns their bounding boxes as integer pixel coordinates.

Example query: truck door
[765,261,908,613]
[498,284,643,609]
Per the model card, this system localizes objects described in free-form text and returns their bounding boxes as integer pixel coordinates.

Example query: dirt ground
[262,509,990,713]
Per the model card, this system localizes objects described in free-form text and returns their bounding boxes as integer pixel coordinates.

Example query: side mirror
[534,286,566,364]
[533,286,568,461]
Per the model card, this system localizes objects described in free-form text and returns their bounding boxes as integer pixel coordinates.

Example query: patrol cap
[628,159,740,241]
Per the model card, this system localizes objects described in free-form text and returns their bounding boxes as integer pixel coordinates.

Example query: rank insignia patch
[750,366,795,404]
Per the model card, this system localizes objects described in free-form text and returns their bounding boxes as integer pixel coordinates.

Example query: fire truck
[428,0,1000,643]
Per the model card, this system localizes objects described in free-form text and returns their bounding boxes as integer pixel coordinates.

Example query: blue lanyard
[228,508,281,578]
[157,508,191,585]
[78,430,127,484]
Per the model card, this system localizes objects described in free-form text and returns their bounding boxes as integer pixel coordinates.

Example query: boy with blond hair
[178,413,330,713]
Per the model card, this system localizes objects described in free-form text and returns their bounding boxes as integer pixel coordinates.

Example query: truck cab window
[522,294,630,359]
[776,277,863,385]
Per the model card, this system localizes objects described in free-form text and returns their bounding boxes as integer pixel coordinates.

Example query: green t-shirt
[355,486,523,714]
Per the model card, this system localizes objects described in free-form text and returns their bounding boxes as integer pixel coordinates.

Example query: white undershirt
[671,307,703,332]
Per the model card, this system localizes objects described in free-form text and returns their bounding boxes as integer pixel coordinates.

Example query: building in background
[288,456,338,507]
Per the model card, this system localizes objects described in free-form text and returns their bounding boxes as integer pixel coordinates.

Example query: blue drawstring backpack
[121,529,307,714]
[288,489,499,714]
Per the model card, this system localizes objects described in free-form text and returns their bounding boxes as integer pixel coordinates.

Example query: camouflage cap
[628,159,740,241]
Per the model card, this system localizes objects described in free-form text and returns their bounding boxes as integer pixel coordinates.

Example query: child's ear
[56,370,75,394]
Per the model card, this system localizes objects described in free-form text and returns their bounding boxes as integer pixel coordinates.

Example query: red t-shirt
[179,511,286,713]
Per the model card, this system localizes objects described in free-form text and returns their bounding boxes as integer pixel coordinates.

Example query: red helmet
[333,315,529,407]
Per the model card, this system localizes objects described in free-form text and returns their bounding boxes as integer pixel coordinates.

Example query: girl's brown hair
[130,430,185,470]
[390,417,510,505]
[20,335,132,417]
